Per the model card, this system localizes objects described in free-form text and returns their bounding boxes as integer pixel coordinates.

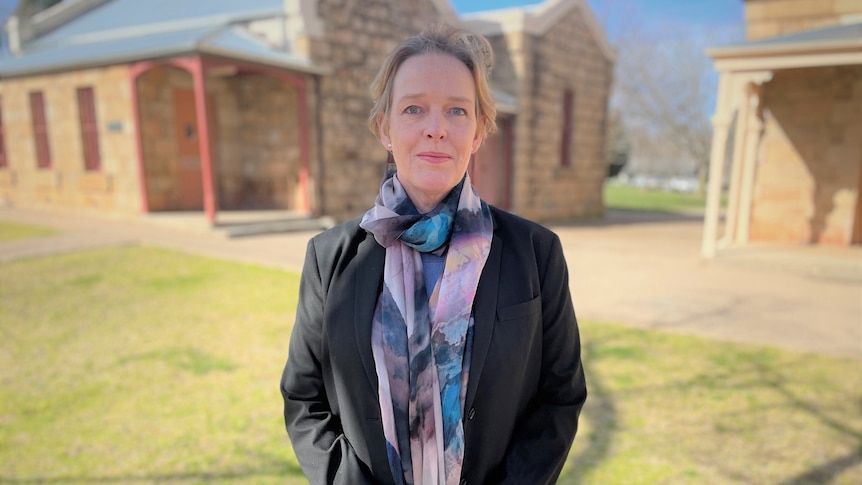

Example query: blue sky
[0,1,745,41]
[451,0,745,43]
[0,0,745,54]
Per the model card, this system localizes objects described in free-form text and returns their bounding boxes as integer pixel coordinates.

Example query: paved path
[2,207,860,359]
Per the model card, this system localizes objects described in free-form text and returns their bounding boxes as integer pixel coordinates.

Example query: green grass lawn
[604,182,711,214]
[1,247,860,484]
[0,221,57,241]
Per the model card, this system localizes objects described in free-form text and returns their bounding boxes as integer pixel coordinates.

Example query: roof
[0,0,326,78]
[707,22,862,72]
[459,0,616,62]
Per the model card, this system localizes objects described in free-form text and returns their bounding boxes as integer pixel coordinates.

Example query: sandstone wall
[214,74,301,210]
[750,65,862,244]
[509,6,612,221]
[744,0,862,40]
[308,0,445,221]
[0,65,140,215]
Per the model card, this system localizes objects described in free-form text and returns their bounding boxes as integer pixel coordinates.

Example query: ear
[378,116,391,150]
[471,120,486,154]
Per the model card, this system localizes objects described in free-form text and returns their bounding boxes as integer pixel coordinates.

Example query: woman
[281,24,586,485]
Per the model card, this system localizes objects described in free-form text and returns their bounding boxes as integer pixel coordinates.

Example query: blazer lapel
[465,231,502,412]
[353,232,385,393]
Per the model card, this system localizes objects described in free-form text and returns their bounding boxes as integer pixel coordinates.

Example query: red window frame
[30,91,52,169]
[0,96,7,169]
[560,89,575,168]
[77,87,101,171]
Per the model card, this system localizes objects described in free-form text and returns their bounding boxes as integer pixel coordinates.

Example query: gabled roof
[707,22,862,72]
[459,0,615,62]
[0,0,326,78]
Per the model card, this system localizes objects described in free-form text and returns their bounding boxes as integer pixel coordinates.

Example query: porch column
[702,73,733,258]
[736,72,772,244]
[190,58,218,224]
[128,63,155,215]
[297,77,311,215]
[721,75,750,247]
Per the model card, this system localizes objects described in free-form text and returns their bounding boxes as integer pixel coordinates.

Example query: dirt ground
[2,207,860,358]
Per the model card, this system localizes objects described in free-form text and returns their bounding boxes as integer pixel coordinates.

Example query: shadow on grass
[559,333,619,482]
[680,350,861,484]
[779,446,862,485]
[559,324,862,484]
[0,449,306,484]
[671,350,862,484]
[747,352,862,485]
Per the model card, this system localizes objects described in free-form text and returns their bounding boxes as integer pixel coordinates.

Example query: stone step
[218,216,335,238]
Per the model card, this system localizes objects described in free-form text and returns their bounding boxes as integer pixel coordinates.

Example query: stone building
[702,0,862,257]
[0,0,612,225]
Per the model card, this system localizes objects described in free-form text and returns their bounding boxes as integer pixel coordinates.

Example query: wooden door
[470,117,513,210]
[852,157,862,245]
[173,89,203,210]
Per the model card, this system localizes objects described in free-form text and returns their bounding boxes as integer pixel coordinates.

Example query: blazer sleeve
[494,233,587,484]
[280,238,375,485]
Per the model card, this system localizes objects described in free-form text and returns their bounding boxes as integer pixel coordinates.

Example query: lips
[417,151,452,163]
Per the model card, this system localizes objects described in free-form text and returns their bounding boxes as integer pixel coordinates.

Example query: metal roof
[0,0,324,78]
[29,0,282,49]
[708,22,862,58]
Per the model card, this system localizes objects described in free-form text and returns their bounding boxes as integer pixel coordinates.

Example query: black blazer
[281,206,587,484]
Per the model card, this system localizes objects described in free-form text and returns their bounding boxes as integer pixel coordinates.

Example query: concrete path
[2,207,860,359]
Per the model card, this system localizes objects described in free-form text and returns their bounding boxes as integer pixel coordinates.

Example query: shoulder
[488,206,568,277]
[306,216,372,267]
[489,206,560,246]
[311,216,364,246]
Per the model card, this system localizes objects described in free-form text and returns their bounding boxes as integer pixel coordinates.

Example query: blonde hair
[368,24,497,138]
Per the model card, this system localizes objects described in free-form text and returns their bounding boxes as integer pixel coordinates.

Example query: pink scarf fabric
[360,173,493,484]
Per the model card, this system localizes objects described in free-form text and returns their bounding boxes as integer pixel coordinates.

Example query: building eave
[459,0,615,62]
[707,42,862,72]
[707,22,862,72]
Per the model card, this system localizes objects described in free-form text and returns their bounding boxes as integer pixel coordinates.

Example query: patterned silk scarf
[360,172,493,485]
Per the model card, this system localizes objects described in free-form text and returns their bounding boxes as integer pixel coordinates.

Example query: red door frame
[129,55,312,223]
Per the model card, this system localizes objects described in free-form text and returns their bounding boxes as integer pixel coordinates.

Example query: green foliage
[1,247,859,484]
[0,246,305,484]
[562,322,862,484]
[604,182,709,214]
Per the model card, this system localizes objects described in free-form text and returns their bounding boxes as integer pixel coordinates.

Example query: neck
[410,193,444,214]
[397,178,445,214]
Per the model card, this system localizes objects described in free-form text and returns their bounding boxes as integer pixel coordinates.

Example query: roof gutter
[707,38,862,72]
[0,46,328,79]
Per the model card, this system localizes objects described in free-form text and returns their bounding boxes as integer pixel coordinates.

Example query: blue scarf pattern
[360,172,493,485]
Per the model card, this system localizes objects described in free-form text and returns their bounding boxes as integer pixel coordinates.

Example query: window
[0,97,7,169]
[560,89,575,168]
[30,91,52,169]
[77,87,101,171]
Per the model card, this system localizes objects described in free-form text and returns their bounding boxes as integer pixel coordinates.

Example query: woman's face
[378,53,484,213]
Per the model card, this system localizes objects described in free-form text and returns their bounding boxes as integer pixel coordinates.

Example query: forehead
[391,53,476,101]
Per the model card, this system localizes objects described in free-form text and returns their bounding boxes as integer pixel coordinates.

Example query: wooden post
[702,73,732,259]
[190,57,218,224]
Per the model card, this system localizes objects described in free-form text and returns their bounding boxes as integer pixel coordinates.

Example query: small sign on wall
[106,121,124,133]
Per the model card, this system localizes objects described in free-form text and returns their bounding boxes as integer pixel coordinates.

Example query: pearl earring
[387,143,393,150]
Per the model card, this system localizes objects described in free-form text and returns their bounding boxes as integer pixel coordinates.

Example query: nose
[423,112,446,141]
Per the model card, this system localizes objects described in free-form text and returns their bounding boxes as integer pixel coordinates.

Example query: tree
[591,0,744,190]
[605,109,630,178]
[614,28,715,185]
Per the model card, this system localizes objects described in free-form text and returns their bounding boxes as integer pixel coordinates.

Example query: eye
[451,107,468,116]
[404,105,421,115]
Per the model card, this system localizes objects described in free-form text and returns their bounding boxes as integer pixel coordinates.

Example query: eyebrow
[396,93,475,105]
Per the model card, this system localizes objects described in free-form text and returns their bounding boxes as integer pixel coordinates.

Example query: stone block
[835,0,862,14]
[746,22,781,41]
